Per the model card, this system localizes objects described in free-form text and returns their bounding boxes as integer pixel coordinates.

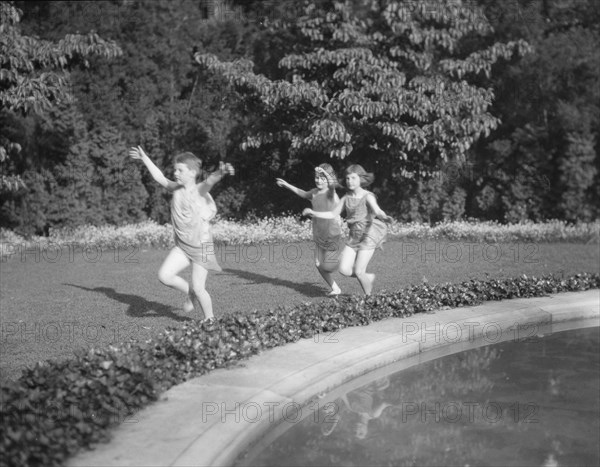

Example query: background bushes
[1,0,598,235]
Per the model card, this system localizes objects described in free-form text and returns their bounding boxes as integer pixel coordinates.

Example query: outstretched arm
[275,178,313,199]
[365,193,393,223]
[303,196,345,219]
[199,161,235,194]
[129,146,178,191]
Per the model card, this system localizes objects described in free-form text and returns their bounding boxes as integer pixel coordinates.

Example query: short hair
[344,164,374,187]
[174,152,202,179]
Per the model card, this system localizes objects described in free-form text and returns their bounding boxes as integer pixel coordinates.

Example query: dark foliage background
[1,0,598,235]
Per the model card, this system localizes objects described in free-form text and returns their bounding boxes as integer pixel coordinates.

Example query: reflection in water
[237,327,599,467]
[321,377,396,440]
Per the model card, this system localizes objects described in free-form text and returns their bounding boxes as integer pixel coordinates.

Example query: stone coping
[67,289,599,467]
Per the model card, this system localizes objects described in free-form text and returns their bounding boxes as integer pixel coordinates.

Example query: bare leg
[157,247,193,310]
[315,245,341,295]
[191,262,213,320]
[338,246,357,277]
[353,249,376,295]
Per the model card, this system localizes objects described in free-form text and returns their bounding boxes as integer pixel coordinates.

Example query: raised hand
[128,145,147,160]
[381,213,394,224]
[219,161,235,176]
[275,178,289,188]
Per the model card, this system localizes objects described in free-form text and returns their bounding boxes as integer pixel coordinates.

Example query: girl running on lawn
[303,164,391,296]
[129,146,234,321]
[276,164,343,296]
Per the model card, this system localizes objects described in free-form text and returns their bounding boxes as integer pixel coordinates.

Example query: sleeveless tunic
[344,192,387,251]
[171,187,221,271]
[310,189,342,250]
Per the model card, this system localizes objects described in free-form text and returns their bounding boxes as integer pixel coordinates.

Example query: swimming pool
[235,325,600,467]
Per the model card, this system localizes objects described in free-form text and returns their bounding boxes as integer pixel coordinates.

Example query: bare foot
[183,289,195,312]
[364,273,375,295]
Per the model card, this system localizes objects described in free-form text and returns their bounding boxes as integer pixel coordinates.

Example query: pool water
[236,326,600,467]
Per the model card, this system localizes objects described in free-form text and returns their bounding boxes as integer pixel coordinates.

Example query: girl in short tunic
[129,146,234,321]
[303,164,391,296]
[344,193,388,251]
[276,164,343,296]
[171,185,221,272]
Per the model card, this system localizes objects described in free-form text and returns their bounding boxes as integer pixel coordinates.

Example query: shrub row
[1,218,599,258]
[1,272,599,467]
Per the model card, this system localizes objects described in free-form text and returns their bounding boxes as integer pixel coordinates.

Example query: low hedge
[1,273,599,466]
[1,218,599,258]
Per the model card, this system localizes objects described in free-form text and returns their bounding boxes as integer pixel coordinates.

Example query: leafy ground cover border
[1,272,599,467]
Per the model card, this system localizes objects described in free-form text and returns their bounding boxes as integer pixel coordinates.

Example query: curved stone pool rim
[68,289,599,467]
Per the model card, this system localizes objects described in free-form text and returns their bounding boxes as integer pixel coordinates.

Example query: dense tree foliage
[1,0,255,233]
[201,1,530,162]
[0,1,121,193]
[196,0,534,217]
[469,0,600,222]
[1,0,598,232]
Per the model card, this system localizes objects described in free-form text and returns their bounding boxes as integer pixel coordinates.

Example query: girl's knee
[353,267,367,278]
[191,282,208,297]
[157,269,171,285]
[318,262,336,274]
[339,265,353,276]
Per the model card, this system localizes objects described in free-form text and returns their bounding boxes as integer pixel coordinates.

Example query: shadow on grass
[222,268,325,298]
[65,284,190,322]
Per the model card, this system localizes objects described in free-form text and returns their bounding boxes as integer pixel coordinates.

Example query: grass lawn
[1,239,598,383]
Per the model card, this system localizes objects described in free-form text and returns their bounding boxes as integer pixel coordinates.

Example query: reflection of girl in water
[321,377,396,439]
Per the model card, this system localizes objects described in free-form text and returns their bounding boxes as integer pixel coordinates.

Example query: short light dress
[345,377,390,417]
[344,192,387,251]
[310,189,342,251]
[171,186,222,271]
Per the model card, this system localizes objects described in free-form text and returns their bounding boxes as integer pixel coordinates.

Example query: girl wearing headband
[303,164,391,296]
[276,163,343,296]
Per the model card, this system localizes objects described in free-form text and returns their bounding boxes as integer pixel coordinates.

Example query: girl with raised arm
[129,146,234,321]
[303,164,391,296]
[276,164,343,296]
